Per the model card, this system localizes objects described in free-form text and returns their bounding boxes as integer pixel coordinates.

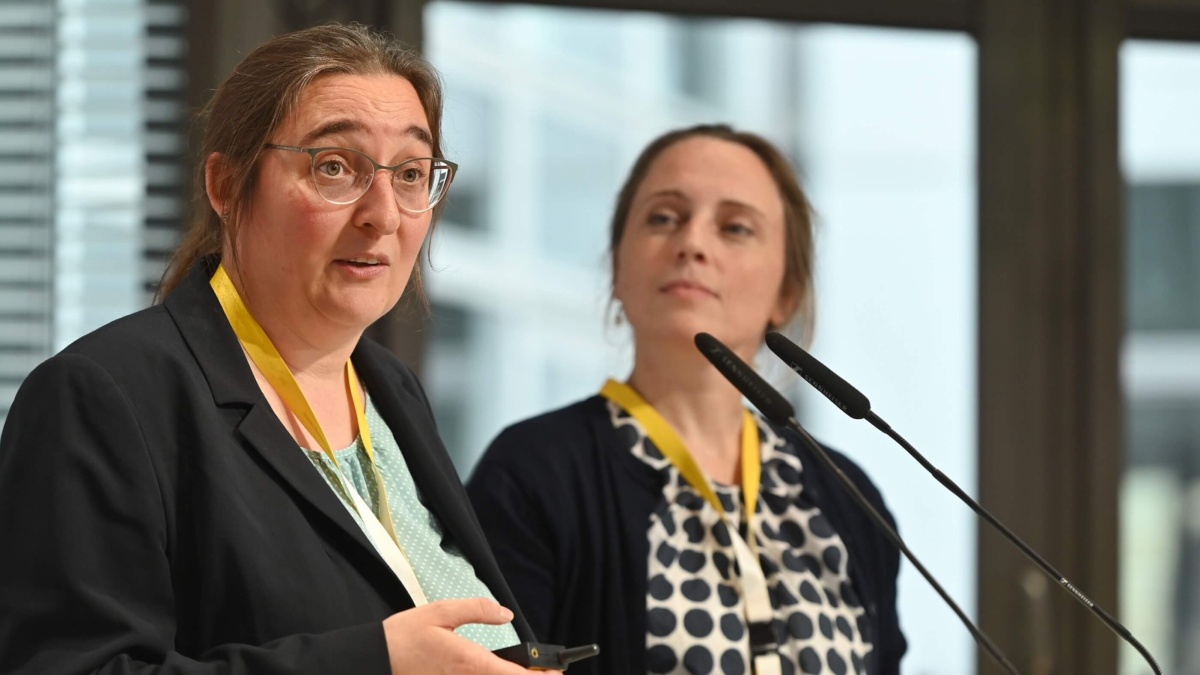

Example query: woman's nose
[675,223,708,262]
[355,171,402,235]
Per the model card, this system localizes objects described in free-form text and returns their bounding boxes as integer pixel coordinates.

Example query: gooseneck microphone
[764,331,1163,675]
[694,332,1019,675]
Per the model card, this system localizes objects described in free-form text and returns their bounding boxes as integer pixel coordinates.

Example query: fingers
[383,600,526,675]
[455,638,541,675]
[424,597,515,630]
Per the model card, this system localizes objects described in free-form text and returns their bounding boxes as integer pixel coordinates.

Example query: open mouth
[339,257,385,267]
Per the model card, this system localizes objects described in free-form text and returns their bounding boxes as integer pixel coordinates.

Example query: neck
[225,264,360,387]
[626,334,751,478]
[264,322,359,387]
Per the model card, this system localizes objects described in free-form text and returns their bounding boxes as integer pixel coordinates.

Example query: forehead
[279,72,430,144]
[637,136,784,215]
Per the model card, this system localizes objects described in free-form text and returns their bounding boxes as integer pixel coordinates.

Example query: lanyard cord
[600,379,782,675]
[600,379,760,527]
[209,266,401,546]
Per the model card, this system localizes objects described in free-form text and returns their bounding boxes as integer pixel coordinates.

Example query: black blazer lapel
[162,263,408,603]
[352,343,535,642]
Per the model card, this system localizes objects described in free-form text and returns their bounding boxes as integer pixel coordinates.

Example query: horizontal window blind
[0,2,55,425]
[0,0,186,430]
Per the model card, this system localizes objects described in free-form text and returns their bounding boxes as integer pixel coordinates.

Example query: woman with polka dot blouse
[468,124,906,675]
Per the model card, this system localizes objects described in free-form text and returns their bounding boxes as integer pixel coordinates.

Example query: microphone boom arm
[784,415,1019,675]
[693,332,1020,675]
[864,411,1161,675]
[766,331,1163,675]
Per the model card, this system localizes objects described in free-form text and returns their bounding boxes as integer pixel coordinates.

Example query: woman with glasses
[0,24,535,675]
[468,125,906,674]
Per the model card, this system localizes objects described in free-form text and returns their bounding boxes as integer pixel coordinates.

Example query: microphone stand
[694,332,1020,675]
[865,411,1162,675]
[765,331,1163,675]
[783,416,1019,675]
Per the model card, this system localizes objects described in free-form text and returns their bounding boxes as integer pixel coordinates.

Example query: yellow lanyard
[600,379,761,529]
[602,379,783,675]
[210,265,399,546]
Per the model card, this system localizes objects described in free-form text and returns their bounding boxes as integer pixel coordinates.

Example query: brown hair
[609,124,816,339]
[157,22,445,301]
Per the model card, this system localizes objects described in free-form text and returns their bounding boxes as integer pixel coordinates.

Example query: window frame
[188,0,1200,671]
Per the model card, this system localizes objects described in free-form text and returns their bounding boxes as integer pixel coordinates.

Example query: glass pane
[0,2,55,426]
[439,80,494,231]
[538,116,619,265]
[0,0,185,431]
[1120,39,1200,675]
[789,27,978,675]
[426,5,976,672]
[1127,185,1200,331]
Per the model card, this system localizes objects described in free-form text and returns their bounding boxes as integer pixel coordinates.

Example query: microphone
[764,331,1163,675]
[693,332,1019,675]
[763,333,871,420]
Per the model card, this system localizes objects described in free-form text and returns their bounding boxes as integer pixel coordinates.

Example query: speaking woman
[0,23,536,675]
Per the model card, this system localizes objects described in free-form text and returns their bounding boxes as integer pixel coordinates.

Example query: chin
[630,307,750,346]
[324,297,396,332]
[637,322,718,348]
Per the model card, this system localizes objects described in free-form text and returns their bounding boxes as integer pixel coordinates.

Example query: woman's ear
[769,283,802,332]
[204,152,227,218]
[610,251,624,305]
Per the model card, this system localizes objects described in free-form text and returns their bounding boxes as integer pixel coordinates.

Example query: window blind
[0,2,55,425]
[0,0,186,430]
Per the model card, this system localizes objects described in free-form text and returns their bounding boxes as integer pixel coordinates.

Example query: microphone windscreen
[765,332,871,420]
[694,332,795,426]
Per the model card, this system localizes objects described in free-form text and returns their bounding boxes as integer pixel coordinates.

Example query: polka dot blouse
[608,401,873,675]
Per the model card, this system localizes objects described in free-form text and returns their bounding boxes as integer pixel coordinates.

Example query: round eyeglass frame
[264,144,458,214]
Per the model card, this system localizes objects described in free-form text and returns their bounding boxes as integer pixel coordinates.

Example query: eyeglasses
[264,144,457,214]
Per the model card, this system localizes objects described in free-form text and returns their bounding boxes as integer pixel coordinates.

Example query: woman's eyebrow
[297,120,433,153]
[638,189,688,205]
[405,124,434,152]
[299,119,363,146]
[719,199,766,219]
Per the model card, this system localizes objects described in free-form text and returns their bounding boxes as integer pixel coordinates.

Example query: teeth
[345,257,380,265]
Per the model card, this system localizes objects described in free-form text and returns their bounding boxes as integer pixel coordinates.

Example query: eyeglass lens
[310,148,451,211]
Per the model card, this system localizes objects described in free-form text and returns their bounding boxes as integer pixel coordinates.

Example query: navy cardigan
[467,396,906,674]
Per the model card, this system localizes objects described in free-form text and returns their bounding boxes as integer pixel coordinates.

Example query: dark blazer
[0,261,533,675]
[467,396,906,675]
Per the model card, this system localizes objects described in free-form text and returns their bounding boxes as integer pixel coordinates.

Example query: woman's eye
[317,159,349,177]
[399,167,424,184]
[648,211,677,226]
[723,222,753,236]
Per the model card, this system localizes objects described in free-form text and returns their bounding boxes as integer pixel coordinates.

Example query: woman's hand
[383,598,533,674]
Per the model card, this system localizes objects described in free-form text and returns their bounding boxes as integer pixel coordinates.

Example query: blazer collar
[162,261,534,637]
[353,343,536,641]
[161,262,410,606]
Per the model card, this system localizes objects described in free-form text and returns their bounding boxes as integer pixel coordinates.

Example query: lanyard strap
[210,265,426,604]
[600,379,781,674]
[600,380,760,522]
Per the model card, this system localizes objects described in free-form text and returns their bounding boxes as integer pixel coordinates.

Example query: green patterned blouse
[303,394,519,650]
